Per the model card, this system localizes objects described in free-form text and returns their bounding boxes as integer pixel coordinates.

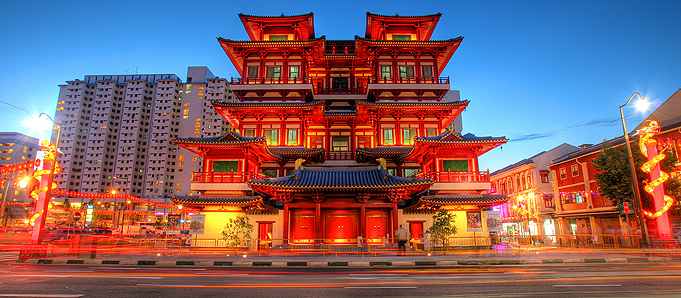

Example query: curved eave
[401,138,508,161]
[248,181,433,193]
[213,99,324,109]
[173,138,267,156]
[172,196,262,207]
[357,99,469,110]
[420,195,510,207]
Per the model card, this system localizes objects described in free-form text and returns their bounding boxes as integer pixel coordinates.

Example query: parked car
[43,228,90,241]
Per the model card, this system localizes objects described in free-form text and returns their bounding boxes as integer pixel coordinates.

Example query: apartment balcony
[190,171,267,192]
[423,170,492,191]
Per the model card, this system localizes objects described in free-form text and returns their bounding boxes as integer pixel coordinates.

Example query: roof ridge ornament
[295,158,306,171]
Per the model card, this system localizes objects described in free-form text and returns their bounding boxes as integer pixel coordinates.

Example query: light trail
[0,295,85,298]
[553,284,622,287]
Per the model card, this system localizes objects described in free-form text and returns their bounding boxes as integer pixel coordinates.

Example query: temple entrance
[366,211,389,244]
[291,210,315,244]
[258,222,273,250]
[324,210,357,244]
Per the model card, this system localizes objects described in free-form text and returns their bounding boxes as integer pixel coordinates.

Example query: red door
[258,222,273,250]
[409,222,424,239]
[291,212,315,244]
[324,211,357,244]
[366,212,388,244]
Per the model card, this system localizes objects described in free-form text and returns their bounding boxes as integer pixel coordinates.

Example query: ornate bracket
[311,193,325,203]
[356,193,371,203]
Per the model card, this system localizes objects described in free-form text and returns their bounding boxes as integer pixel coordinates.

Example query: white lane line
[344,286,417,289]
[348,274,408,276]
[13,275,75,278]
[553,284,622,287]
[86,276,163,279]
[196,273,249,275]
[0,295,85,297]
[44,270,95,273]
[138,284,205,287]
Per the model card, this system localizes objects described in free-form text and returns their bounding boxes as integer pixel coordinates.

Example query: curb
[14,257,678,267]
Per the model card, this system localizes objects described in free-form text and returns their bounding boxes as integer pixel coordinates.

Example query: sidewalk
[15,246,681,267]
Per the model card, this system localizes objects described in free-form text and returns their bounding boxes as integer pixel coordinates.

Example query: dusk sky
[1,0,679,172]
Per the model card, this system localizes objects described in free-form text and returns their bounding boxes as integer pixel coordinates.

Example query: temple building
[173,12,509,245]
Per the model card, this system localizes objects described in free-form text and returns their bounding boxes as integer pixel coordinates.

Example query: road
[1,261,681,297]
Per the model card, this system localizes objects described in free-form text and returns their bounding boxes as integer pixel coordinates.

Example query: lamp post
[34,113,61,244]
[619,92,649,247]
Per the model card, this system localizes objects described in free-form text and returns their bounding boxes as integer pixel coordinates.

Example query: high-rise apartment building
[0,132,40,204]
[52,67,232,202]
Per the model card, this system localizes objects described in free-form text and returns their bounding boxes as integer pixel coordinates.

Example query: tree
[428,209,457,248]
[221,214,253,248]
[593,139,681,220]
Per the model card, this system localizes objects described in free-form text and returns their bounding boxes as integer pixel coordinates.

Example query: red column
[315,202,321,241]
[392,202,398,241]
[283,202,290,244]
[360,203,366,238]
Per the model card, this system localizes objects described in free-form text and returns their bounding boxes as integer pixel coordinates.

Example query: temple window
[212,160,238,172]
[426,128,438,137]
[332,137,349,151]
[380,66,391,78]
[269,35,288,41]
[422,66,433,78]
[266,67,281,78]
[287,129,298,145]
[248,67,259,78]
[382,128,394,145]
[262,169,277,177]
[404,168,419,177]
[442,159,468,172]
[402,128,417,145]
[393,35,410,41]
[386,168,396,175]
[399,66,414,78]
[264,129,278,145]
[289,66,300,78]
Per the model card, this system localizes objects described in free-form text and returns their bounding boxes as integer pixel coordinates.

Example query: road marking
[344,286,417,289]
[553,284,622,287]
[196,273,249,275]
[348,274,408,276]
[44,270,95,273]
[138,284,205,287]
[0,295,85,297]
[504,271,557,274]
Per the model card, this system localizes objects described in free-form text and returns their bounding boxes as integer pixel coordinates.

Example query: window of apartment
[571,164,579,177]
[442,160,468,172]
[248,67,258,78]
[559,168,567,179]
[289,66,300,78]
[380,66,391,78]
[540,171,550,183]
[266,67,281,78]
[382,128,394,145]
[263,129,278,145]
[393,35,410,41]
[269,35,288,41]
[402,128,417,145]
[212,160,238,172]
[399,66,414,78]
[287,129,298,145]
[422,66,433,78]
[332,137,349,151]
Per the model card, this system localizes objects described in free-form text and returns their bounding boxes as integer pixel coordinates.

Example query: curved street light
[619,92,649,247]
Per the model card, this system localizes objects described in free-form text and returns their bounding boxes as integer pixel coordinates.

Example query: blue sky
[1,0,679,172]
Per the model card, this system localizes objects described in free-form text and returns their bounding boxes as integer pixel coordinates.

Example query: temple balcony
[230,77,314,101]
[190,171,267,192]
[421,170,492,191]
[367,76,450,100]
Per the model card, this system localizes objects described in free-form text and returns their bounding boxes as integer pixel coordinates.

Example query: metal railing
[191,171,267,183]
[369,76,449,84]
[424,171,491,183]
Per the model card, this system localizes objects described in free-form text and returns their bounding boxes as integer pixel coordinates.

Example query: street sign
[73,212,81,222]
[623,202,630,214]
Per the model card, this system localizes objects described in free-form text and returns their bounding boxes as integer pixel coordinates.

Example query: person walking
[396,224,409,254]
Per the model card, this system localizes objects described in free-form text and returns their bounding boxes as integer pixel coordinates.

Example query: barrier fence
[12,234,681,259]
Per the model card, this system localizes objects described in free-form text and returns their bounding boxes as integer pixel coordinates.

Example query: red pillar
[360,203,366,238]
[283,202,290,243]
[315,202,321,241]
[392,202,398,241]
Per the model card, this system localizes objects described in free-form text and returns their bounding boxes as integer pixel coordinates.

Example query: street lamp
[620,92,649,247]
[34,113,61,244]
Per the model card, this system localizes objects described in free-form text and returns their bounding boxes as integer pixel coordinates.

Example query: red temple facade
[173,12,508,246]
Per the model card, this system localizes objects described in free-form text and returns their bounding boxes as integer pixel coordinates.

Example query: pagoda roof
[172,195,262,207]
[172,128,282,161]
[401,128,508,161]
[238,12,315,41]
[212,100,325,127]
[268,147,326,163]
[355,146,412,163]
[217,37,325,76]
[248,165,433,193]
[365,12,442,40]
[357,99,468,110]
[356,36,462,73]
[419,194,510,207]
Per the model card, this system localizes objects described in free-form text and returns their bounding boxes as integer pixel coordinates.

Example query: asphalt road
[1,262,681,297]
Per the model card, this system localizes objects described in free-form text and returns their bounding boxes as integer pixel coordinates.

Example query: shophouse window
[559,168,567,179]
[287,129,298,145]
[399,66,414,78]
[402,128,417,145]
[266,67,281,78]
[269,35,288,41]
[393,35,411,41]
[544,197,555,208]
[332,137,349,151]
[380,66,391,78]
[264,129,278,145]
[571,164,579,177]
[248,67,259,78]
[540,172,549,183]
[289,66,300,78]
[383,129,394,145]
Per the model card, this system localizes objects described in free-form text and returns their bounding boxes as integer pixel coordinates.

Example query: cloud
[508,132,558,142]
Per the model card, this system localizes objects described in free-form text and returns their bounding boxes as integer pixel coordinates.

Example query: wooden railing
[328,152,354,160]
[191,171,267,183]
[425,171,490,183]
